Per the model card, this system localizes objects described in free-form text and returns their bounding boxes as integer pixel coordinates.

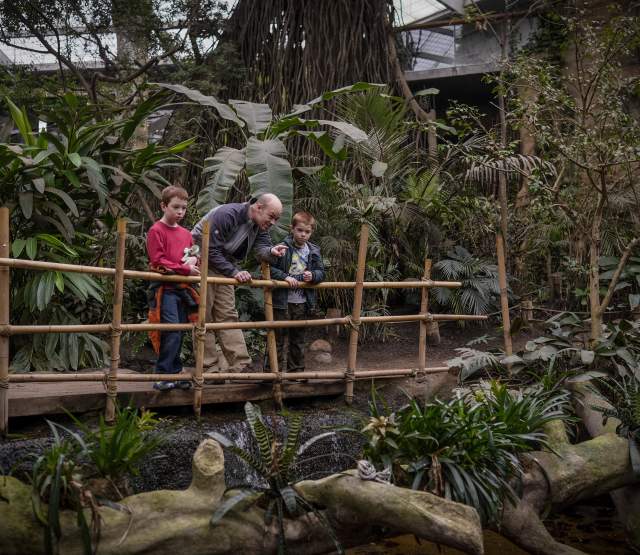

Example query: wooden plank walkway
[8,369,344,418]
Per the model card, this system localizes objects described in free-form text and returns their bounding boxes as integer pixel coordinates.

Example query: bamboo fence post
[496,233,513,358]
[262,261,282,410]
[418,258,432,374]
[105,219,127,423]
[345,224,369,405]
[0,207,9,435]
[193,222,210,418]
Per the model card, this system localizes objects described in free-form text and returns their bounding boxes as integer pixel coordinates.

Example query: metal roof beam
[436,0,466,14]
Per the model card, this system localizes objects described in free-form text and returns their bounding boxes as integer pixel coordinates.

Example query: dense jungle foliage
[0,1,637,379]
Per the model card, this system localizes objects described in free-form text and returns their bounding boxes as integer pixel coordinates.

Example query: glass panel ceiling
[394,0,450,25]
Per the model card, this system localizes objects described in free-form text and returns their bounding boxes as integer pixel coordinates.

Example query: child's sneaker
[153,380,176,391]
[176,380,192,390]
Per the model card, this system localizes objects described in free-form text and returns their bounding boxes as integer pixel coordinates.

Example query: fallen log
[0,439,484,555]
[498,428,638,555]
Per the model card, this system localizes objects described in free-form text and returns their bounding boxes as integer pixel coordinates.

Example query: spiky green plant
[591,374,640,443]
[30,421,93,555]
[207,402,342,555]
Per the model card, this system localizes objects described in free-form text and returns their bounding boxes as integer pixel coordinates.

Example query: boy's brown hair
[291,211,316,229]
[161,185,188,205]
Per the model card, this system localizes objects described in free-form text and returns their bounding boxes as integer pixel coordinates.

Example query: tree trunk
[588,200,604,342]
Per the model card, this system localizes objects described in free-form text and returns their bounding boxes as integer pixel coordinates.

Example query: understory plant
[2,92,194,371]
[590,374,640,472]
[351,383,570,523]
[28,405,164,555]
[431,245,503,318]
[207,402,342,554]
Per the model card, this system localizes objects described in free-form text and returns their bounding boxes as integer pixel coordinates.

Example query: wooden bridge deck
[7,369,344,418]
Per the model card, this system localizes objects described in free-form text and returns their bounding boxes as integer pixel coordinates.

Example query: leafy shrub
[351,383,569,523]
[29,406,164,554]
[431,246,503,317]
[208,402,342,554]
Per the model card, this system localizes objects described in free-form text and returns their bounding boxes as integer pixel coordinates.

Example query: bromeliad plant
[207,402,342,555]
[351,383,570,523]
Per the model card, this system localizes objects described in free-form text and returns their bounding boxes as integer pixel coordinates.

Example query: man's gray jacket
[192,199,274,277]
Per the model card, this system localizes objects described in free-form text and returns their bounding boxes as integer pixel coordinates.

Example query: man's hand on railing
[188,265,200,276]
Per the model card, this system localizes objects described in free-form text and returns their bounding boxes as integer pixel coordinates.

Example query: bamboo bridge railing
[0,207,487,434]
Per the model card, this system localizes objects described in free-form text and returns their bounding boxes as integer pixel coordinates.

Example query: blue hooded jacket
[269,235,325,310]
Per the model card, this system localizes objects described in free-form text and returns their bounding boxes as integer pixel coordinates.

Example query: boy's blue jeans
[155,288,187,374]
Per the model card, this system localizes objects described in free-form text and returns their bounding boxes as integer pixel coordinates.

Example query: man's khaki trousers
[203,269,251,371]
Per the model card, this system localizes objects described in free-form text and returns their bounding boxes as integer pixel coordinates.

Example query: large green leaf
[198,147,246,215]
[316,120,368,143]
[5,97,36,146]
[245,138,293,230]
[44,187,79,218]
[151,83,244,127]
[306,82,386,106]
[229,100,272,134]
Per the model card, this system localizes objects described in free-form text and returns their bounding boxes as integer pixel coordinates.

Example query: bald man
[192,194,287,373]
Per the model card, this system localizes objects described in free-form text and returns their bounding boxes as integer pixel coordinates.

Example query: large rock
[309,339,332,353]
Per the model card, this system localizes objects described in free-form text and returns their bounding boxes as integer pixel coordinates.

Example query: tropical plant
[509,9,640,341]
[30,421,94,555]
[349,383,570,523]
[1,91,194,371]
[154,81,378,233]
[29,405,164,554]
[207,402,342,554]
[67,405,165,498]
[590,374,640,475]
[431,245,503,317]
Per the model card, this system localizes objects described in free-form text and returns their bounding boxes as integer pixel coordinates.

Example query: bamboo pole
[0,258,461,289]
[261,261,282,409]
[418,259,432,372]
[0,207,9,436]
[8,367,450,383]
[346,224,369,405]
[193,222,210,418]
[496,233,513,358]
[105,219,127,423]
[4,312,488,336]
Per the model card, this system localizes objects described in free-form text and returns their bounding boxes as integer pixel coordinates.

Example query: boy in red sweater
[146,185,200,391]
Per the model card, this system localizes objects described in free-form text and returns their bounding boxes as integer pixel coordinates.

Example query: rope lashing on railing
[345,315,362,332]
[0,377,8,390]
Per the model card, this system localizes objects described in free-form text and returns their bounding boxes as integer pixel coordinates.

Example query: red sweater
[146,220,193,276]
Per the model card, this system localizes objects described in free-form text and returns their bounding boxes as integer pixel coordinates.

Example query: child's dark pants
[155,288,188,374]
[274,303,307,372]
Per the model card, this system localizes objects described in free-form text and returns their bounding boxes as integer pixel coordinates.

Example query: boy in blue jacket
[269,212,325,373]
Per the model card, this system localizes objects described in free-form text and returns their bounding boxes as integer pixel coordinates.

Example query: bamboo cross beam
[193,221,210,418]
[105,219,127,423]
[2,313,488,335]
[8,367,450,383]
[261,261,282,409]
[0,258,461,289]
[346,224,369,405]
[0,208,9,436]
